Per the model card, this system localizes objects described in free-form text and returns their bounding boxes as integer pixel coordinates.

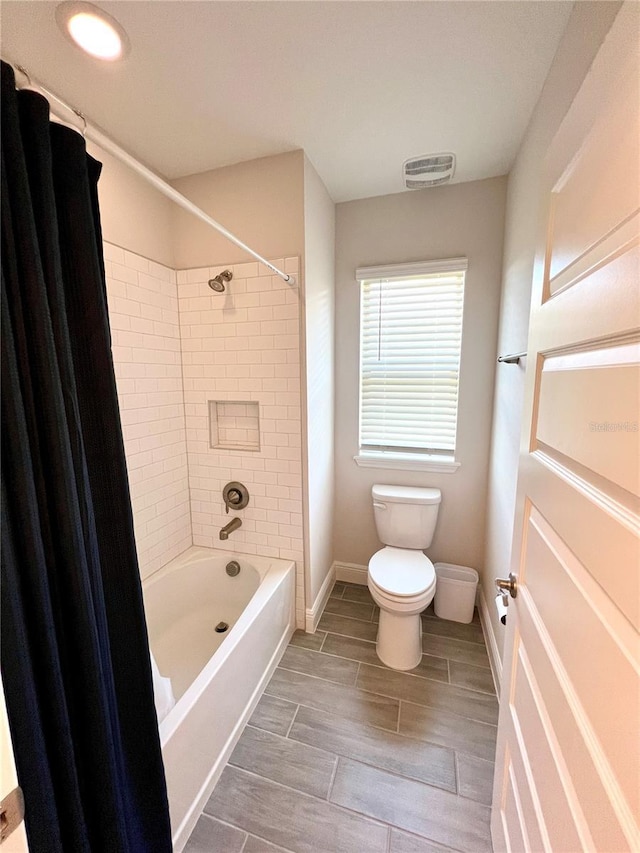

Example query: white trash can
[433,563,479,624]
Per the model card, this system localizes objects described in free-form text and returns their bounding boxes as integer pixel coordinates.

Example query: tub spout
[219,517,242,540]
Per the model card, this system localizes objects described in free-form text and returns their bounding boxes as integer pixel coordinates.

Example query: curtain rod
[13,64,297,286]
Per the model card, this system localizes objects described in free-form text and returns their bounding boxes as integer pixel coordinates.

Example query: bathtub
[143,546,295,851]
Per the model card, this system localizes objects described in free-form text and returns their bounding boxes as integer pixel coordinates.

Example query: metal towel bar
[497,351,527,364]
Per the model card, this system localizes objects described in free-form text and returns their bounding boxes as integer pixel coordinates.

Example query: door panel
[547,70,639,290]
[511,647,585,853]
[535,347,639,496]
[491,5,640,851]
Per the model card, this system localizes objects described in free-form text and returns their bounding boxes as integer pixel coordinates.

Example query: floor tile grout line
[276,664,359,689]
[325,641,460,682]
[207,732,493,837]
[360,660,497,699]
[268,668,497,728]
[326,754,340,801]
[392,826,464,853]
[219,763,398,837]
[284,704,300,739]
[264,690,497,760]
[453,748,459,796]
[238,824,297,853]
[323,627,492,687]
[324,759,484,826]
[285,713,487,780]
[231,730,491,814]
[323,606,375,624]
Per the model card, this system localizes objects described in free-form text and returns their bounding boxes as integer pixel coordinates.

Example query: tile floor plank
[321,634,449,684]
[340,584,375,605]
[289,705,455,792]
[229,726,337,799]
[248,694,298,737]
[399,702,497,762]
[205,765,389,853]
[421,615,485,646]
[289,629,326,652]
[318,611,379,642]
[422,635,490,669]
[183,814,246,853]
[357,664,499,725]
[330,758,491,853]
[266,667,400,732]
[448,661,496,696]
[279,646,360,686]
[456,753,495,806]
[243,834,295,853]
[187,585,498,853]
[389,828,458,853]
[323,597,375,622]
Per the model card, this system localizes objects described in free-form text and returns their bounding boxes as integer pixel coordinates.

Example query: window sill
[353,452,460,473]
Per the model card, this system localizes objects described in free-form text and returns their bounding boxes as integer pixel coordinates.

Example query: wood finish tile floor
[185,582,497,853]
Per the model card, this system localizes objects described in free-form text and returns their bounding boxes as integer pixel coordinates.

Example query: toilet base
[375,608,422,671]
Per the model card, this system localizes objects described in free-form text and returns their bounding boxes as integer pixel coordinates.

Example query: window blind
[358,265,465,455]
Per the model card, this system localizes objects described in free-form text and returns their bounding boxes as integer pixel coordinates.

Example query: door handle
[495,572,518,599]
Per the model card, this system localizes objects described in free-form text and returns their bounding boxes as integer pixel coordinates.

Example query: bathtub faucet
[219,517,242,540]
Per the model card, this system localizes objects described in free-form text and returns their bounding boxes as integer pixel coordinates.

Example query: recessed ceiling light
[56,2,130,61]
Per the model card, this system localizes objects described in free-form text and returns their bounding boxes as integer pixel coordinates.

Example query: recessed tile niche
[209,400,261,452]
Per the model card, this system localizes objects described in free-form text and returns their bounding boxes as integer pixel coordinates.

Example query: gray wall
[170,150,305,269]
[302,157,336,606]
[334,177,507,572]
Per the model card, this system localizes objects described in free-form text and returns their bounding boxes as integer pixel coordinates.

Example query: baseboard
[333,561,368,586]
[305,564,336,632]
[478,585,503,696]
[172,622,294,852]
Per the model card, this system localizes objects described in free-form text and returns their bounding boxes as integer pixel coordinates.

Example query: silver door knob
[495,572,518,599]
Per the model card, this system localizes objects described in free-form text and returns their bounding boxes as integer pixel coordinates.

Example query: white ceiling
[1,1,573,202]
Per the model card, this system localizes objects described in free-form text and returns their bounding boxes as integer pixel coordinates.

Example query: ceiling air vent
[403,153,456,189]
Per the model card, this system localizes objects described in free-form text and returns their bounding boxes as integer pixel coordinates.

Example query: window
[356,258,466,471]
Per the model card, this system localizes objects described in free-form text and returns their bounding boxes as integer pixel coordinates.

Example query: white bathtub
[143,546,295,851]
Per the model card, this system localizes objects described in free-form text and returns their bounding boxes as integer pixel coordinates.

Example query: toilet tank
[372,484,441,549]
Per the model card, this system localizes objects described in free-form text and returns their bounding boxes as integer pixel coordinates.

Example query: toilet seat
[368,547,435,599]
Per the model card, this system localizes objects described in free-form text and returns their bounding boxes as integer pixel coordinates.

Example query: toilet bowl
[367,485,441,671]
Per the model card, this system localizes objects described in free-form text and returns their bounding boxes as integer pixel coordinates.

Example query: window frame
[354,257,467,473]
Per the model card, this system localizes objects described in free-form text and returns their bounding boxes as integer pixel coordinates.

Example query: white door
[0,677,28,851]
[491,4,640,851]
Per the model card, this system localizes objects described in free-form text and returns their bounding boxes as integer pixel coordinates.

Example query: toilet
[368,484,442,671]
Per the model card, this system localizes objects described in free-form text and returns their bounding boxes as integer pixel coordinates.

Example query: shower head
[208,269,233,292]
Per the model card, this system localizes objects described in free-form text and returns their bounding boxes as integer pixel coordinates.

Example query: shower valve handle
[225,489,241,513]
[222,481,250,514]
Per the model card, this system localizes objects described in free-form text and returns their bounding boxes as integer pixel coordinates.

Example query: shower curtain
[0,62,172,852]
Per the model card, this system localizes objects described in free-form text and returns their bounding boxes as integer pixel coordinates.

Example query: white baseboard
[333,561,368,586]
[305,564,336,632]
[478,585,503,696]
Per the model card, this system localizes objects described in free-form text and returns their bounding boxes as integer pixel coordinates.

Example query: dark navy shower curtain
[0,62,172,852]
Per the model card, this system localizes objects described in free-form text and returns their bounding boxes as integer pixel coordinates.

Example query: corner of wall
[302,156,336,608]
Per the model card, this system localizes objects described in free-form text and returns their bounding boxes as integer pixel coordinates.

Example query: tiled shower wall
[104,244,305,626]
[104,243,192,579]
[177,258,305,626]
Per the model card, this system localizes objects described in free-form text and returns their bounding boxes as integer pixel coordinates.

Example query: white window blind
[358,260,466,456]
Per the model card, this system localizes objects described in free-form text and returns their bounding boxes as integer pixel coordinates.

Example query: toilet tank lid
[372,484,441,505]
